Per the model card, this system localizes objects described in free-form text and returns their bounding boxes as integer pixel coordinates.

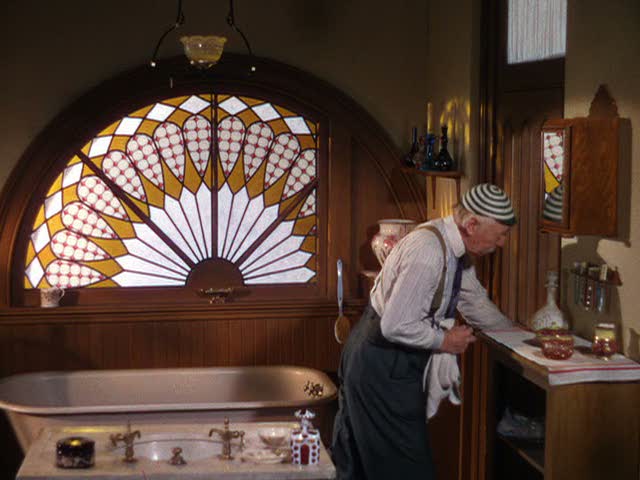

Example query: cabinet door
[540,124,571,232]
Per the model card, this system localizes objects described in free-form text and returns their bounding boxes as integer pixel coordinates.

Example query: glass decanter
[531,271,568,332]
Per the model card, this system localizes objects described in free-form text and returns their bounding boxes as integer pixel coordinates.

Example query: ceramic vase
[371,219,417,267]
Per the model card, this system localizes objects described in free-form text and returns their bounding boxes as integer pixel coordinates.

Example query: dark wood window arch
[0,54,423,309]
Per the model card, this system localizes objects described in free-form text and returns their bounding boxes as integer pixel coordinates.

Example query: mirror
[541,126,570,228]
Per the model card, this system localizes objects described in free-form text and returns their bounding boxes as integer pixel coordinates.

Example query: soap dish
[242,448,285,464]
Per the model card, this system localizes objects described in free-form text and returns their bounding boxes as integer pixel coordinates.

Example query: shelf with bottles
[569,263,622,314]
[401,125,462,209]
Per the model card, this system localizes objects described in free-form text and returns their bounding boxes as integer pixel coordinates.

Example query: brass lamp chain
[150,0,186,67]
[226,0,253,58]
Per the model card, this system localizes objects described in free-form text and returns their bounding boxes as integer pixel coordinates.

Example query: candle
[427,102,433,134]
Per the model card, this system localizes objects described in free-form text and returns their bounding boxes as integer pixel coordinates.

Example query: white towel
[424,317,461,420]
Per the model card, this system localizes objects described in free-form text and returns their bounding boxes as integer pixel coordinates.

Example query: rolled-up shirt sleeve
[457,265,512,330]
[374,232,446,350]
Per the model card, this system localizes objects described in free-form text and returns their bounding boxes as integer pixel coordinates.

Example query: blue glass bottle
[420,133,436,171]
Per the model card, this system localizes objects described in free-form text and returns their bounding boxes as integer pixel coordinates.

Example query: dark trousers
[331,305,436,480]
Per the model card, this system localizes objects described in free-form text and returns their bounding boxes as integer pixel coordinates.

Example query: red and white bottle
[290,409,320,465]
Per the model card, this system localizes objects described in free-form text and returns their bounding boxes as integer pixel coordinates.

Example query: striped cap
[542,184,563,222]
[461,183,517,226]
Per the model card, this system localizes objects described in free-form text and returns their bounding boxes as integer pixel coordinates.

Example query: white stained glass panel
[62,163,83,187]
[195,183,212,257]
[88,136,113,157]
[180,95,210,114]
[44,191,63,219]
[253,103,280,122]
[179,188,207,258]
[238,220,293,269]
[241,235,305,275]
[115,117,143,136]
[243,250,312,278]
[222,187,250,258]
[122,238,190,276]
[26,258,44,288]
[217,183,233,255]
[129,224,191,272]
[225,195,265,261]
[284,117,311,135]
[116,255,187,281]
[219,96,248,114]
[508,0,566,64]
[230,204,280,263]
[148,206,199,263]
[31,223,50,253]
[146,103,176,121]
[157,198,205,261]
[245,267,315,284]
[112,271,184,287]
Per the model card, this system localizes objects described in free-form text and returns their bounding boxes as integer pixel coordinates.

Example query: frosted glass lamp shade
[180,36,227,67]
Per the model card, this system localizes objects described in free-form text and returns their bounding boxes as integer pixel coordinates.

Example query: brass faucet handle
[109,433,121,447]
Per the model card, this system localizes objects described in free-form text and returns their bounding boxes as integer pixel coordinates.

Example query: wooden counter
[480,332,640,480]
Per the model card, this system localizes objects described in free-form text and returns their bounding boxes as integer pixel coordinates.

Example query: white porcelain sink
[112,433,230,462]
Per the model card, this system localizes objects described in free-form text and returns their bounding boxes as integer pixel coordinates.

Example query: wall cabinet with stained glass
[539,86,620,237]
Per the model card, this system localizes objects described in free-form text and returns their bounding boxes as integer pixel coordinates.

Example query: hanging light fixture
[150,0,255,71]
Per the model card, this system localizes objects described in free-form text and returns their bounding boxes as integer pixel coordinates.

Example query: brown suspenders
[415,225,448,319]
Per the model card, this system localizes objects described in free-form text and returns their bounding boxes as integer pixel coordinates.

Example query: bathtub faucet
[304,380,324,398]
[209,417,245,460]
[110,421,141,463]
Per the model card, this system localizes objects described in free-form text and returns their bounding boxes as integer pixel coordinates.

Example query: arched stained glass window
[24,93,319,290]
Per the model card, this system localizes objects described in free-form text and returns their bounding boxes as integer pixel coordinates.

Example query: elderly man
[331,183,516,480]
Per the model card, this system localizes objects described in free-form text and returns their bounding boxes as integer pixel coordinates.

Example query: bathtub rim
[0,365,338,415]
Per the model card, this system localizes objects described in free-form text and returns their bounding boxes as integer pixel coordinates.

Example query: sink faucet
[209,417,245,460]
[110,421,141,463]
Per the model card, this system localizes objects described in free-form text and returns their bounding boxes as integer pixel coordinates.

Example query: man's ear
[466,216,480,235]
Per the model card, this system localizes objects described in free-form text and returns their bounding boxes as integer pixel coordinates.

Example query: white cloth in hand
[424,317,461,420]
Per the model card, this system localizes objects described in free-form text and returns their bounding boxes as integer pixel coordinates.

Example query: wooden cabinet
[481,333,640,480]
[539,86,620,236]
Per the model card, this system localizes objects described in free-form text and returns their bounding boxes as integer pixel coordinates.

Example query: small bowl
[258,427,290,448]
[537,329,574,360]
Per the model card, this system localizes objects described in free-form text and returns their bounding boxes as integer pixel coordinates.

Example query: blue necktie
[444,255,466,318]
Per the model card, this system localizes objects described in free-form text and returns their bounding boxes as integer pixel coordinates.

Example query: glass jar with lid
[592,323,618,358]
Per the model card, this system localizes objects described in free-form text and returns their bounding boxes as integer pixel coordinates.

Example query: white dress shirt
[369,215,511,350]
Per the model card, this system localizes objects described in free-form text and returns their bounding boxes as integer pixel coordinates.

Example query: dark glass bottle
[420,133,436,171]
[403,127,419,167]
[434,125,454,171]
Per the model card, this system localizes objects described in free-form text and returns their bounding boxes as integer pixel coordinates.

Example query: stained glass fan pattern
[25,94,319,289]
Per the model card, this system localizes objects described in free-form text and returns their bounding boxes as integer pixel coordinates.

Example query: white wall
[562,0,640,360]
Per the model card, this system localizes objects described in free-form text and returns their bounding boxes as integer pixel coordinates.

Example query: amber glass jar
[592,323,618,358]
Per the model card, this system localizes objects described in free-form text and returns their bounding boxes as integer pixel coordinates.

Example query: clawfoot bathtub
[0,365,337,452]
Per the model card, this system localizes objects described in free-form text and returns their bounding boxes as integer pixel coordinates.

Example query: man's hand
[439,325,476,354]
